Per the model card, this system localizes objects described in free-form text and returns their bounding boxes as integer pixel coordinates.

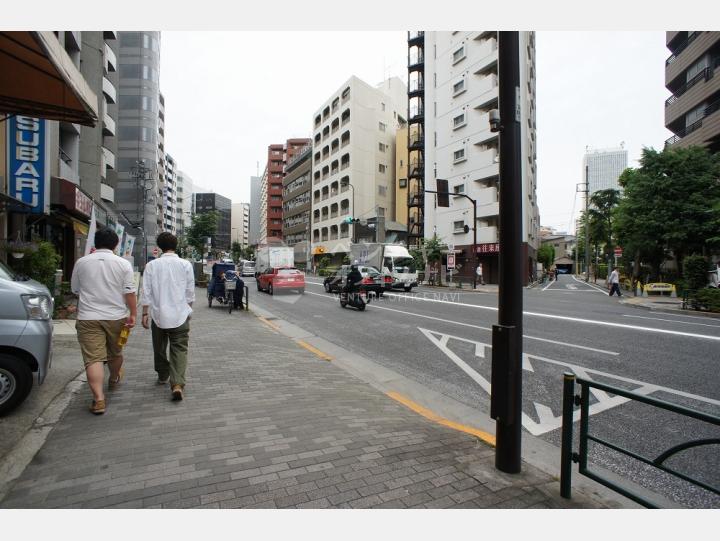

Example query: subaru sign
[7,116,50,214]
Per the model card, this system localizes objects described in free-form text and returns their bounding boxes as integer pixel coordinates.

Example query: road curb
[0,370,85,503]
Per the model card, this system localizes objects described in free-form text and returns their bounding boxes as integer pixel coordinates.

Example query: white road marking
[623,314,720,328]
[303,290,619,355]
[542,279,555,291]
[420,327,720,436]
[571,274,609,294]
[566,284,577,290]
[370,287,720,342]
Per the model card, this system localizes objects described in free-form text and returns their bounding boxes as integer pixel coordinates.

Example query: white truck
[254,245,294,277]
[351,242,418,292]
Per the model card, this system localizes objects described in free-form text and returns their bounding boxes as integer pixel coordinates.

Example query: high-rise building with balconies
[417,31,539,285]
[664,32,720,152]
[249,175,262,246]
[231,202,250,247]
[310,76,407,263]
[115,31,162,266]
[282,142,312,267]
[260,139,311,243]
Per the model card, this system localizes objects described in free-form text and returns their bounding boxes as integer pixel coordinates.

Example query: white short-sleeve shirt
[141,252,195,329]
[71,249,136,320]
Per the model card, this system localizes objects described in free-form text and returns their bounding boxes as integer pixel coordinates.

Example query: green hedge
[318,267,339,277]
[694,288,720,312]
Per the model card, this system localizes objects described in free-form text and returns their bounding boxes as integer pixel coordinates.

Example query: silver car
[0,260,53,415]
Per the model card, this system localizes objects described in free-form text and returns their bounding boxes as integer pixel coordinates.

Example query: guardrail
[560,373,720,508]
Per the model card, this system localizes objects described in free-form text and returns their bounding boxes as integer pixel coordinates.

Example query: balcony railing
[666,67,712,107]
[666,31,700,66]
[408,31,424,41]
[665,95,720,146]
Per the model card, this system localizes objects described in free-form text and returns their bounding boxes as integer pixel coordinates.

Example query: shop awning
[0,191,33,214]
[0,31,98,126]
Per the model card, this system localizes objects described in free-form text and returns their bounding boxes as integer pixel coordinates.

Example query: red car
[257,267,305,295]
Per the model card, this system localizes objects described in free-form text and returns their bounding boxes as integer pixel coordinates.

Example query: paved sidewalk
[1,295,612,509]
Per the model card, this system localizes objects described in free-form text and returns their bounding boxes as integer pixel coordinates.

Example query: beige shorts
[76,319,127,367]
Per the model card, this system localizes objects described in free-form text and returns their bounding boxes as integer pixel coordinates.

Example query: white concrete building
[416,31,539,284]
[176,169,194,235]
[249,175,262,246]
[257,167,269,245]
[583,146,628,195]
[310,75,407,260]
[231,202,250,247]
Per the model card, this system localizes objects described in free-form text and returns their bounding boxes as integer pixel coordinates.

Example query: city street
[247,273,720,508]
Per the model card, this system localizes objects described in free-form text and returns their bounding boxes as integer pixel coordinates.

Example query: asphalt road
[242,273,720,508]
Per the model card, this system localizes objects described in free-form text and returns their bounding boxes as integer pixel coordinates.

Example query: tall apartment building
[115,31,162,266]
[583,146,628,195]
[194,192,232,251]
[413,31,539,285]
[4,31,120,277]
[249,175,262,245]
[395,126,408,227]
[258,166,269,243]
[231,202,250,247]
[176,169,193,236]
[310,76,407,262]
[260,139,311,243]
[282,142,312,266]
[162,152,177,233]
[664,32,720,152]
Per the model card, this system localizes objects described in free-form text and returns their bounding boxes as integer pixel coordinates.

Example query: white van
[241,260,256,277]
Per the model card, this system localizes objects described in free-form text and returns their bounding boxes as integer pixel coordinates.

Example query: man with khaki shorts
[71,228,137,414]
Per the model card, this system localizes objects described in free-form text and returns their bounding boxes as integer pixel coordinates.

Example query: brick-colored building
[261,139,311,241]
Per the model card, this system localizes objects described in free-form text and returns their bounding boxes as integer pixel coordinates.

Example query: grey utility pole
[490,31,524,474]
[584,164,590,282]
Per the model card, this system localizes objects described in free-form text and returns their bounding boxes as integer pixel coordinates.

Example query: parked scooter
[339,289,369,311]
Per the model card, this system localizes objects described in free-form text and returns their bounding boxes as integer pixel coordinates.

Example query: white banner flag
[123,235,135,258]
[114,222,125,255]
[84,204,97,256]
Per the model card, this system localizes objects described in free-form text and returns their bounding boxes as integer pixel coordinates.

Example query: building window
[453,113,466,129]
[381,102,386,111]
[378,164,386,173]
[453,220,465,233]
[379,121,386,132]
[453,45,466,64]
[453,78,466,96]
[379,142,386,152]
[454,183,465,194]
[399,178,407,188]
[378,207,385,217]
[378,185,387,196]
[453,148,466,163]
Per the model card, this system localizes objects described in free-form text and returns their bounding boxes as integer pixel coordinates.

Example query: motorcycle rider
[344,261,364,297]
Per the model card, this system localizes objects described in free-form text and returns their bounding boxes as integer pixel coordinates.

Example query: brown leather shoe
[89,399,106,415]
[171,384,183,401]
[108,367,124,390]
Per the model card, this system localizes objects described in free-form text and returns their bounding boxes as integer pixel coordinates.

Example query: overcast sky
[161,31,671,233]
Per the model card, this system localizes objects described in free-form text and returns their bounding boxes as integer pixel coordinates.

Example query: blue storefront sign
[6,116,50,214]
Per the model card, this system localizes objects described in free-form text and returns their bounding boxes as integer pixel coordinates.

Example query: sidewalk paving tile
[0,291,609,509]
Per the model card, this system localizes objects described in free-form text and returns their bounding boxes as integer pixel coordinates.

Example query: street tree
[588,188,621,267]
[231,241,243,262]
[537,244,555,270]
[185,211,218,257]
[615,146,720,278]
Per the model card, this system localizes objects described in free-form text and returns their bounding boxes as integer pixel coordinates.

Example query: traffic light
[436,178,449,207]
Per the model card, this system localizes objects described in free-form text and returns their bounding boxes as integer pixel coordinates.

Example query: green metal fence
[560,372,720,508]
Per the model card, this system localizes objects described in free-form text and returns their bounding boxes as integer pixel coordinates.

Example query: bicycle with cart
[207,263,248,313]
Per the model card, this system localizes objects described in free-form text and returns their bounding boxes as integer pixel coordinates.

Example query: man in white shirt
[141,232,195,401]
[608,266,622,297]
[71,228,137,415]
